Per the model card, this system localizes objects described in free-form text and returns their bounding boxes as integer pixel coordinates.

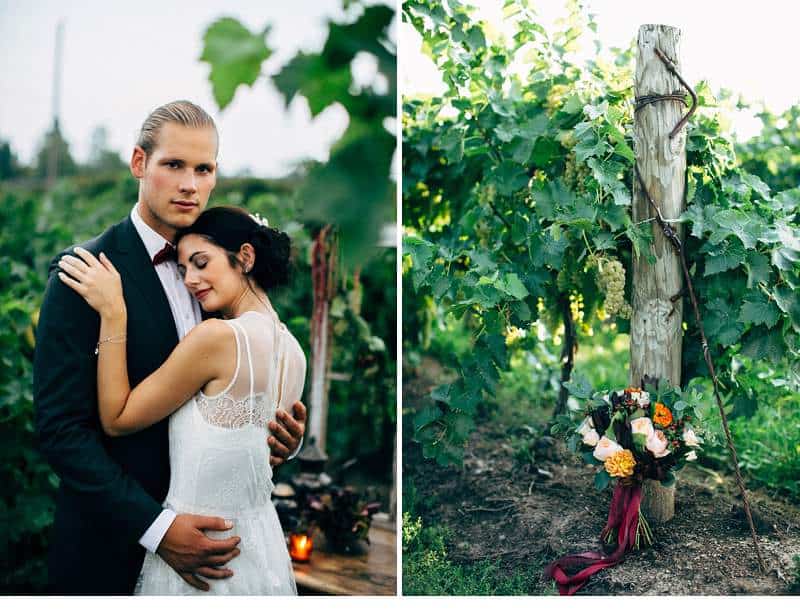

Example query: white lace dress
[135,311,306,595]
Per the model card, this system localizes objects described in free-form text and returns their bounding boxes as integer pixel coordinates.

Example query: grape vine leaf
[711,209,764,249]
[704,297,744,347]
[773,286,800,332]
[740,172,771,200]
[272,52,352,116]
[575,133,611,163]
[681,204,714,239]
[491,161,529,196]
[745,251,771,288]
[562,371,593,400]
[200,18,272,110]
[702,240,746,276]
[496,272,529,300]
[738,293,780,328]
[741,328,785,364]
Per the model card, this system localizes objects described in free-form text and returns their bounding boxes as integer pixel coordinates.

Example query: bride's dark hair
[175,206,291,291]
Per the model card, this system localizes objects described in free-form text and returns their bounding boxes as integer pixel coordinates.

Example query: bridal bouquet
[573,383,704,546]
[546,378,705,594]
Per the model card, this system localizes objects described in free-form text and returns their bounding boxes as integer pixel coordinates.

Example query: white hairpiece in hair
[249,212,269,227]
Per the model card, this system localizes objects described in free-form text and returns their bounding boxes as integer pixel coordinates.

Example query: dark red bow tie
[152,242,177,265]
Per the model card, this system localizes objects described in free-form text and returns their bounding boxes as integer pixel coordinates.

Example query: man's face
[131,122,218,241]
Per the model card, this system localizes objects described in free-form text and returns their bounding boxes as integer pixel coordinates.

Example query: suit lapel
[108,217,179,351]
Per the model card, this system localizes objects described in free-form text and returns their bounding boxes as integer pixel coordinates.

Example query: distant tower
[47,20,64,188]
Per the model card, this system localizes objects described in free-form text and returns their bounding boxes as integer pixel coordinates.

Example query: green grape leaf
[740,172,771,200]
[702,240,746,276]
[496,272,529,300]
[711,209,764,249]
[562,371,593,400]
[773,286,800,332]
[272,52,352,116]
[704,297,744,347]
[741,328,785,364]
[745,251,771,288]
[738,293,780,328]
[491,161,529,196]
[200,18,272,110]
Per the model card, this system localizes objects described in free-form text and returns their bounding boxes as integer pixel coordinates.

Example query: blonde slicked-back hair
[136,100,218,155]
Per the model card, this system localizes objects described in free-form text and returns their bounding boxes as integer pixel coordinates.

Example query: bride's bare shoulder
[182,318,235,350]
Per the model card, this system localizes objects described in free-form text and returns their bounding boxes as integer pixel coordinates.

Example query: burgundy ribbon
[544,482,643,595]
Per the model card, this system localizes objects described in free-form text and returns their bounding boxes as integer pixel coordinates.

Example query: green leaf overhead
[200,18,272,110]
[272,53,353,117]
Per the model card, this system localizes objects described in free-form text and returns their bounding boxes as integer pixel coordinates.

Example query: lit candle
[289,533,313,562]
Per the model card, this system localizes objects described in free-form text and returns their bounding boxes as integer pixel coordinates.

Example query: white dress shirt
[131,204,201,553]
[130,203,302,554]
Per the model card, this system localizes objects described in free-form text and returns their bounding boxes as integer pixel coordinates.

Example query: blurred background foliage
[0,0,396,593]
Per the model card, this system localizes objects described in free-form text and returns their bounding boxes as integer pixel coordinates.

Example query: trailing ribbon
[544,482,643,595]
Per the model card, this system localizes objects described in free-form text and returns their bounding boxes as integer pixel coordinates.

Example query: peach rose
[630,416,655,439]
[593,436,623,461]
[645,429,671,458]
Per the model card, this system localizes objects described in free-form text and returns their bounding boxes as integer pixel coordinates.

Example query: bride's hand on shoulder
[58,247,126,319]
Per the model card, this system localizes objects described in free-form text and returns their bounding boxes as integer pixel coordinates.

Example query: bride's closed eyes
[178,252,208,278]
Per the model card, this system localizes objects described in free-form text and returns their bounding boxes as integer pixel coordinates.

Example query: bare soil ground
[404,357,800,595]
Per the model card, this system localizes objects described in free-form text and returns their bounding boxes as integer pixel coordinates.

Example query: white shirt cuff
[138,508,177,554]
[288,436,303,460]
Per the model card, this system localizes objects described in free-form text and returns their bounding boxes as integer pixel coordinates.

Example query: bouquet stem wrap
[545,481,642,595]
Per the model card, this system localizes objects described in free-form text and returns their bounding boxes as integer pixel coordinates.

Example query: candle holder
[289,532,314,562]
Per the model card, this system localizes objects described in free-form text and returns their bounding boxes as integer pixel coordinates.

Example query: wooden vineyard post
[631,25,688,522]
[309,225,337,453]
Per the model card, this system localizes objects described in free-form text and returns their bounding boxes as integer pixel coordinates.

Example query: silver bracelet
[95,333,127,355]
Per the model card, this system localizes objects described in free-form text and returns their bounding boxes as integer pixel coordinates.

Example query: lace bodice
[164,311,306,515]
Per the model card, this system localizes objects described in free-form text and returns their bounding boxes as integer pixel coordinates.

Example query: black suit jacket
[34,215,181,595]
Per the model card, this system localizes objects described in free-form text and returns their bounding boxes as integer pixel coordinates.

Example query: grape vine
[402,0,800,466]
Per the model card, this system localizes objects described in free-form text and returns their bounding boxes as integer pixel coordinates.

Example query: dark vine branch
[635,163,766,573]
[554,292,578,417]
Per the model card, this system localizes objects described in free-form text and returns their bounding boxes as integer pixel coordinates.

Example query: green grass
[401,512,556,595]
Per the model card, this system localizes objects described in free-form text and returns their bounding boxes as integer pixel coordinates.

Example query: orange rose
[653,402,673,427]
[605,449,636,478]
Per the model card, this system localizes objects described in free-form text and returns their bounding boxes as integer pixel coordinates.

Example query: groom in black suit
[34,101,306,595]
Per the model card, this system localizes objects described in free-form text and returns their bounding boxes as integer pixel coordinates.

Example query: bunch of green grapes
[545,84,570,115]
[591,255,632,319]
[563,149,590,195]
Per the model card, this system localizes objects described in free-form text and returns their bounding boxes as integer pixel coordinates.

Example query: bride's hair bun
[175,205,292,291]
[247,224,290,290]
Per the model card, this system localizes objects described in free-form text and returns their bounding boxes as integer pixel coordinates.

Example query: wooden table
[292,523,396,595]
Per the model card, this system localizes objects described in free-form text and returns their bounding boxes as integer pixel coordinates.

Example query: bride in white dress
[57,206,305,595]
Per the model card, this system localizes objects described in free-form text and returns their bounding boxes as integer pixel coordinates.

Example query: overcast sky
[402,0,800,141]
[0,0,391,177]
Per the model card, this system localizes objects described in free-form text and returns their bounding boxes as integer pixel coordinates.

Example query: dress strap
[228,319,255,424]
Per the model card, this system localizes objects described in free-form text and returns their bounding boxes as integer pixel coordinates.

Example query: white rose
[685,450,698,461]
[646,430,671,458]
[629,390,640,402]
[637,391,650,407]
[630,417,655,439]
[576,416,594,436]
[683,428,701,447]
[577,416,599,446]
[593,436,623,461]
[582,428,600,447]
